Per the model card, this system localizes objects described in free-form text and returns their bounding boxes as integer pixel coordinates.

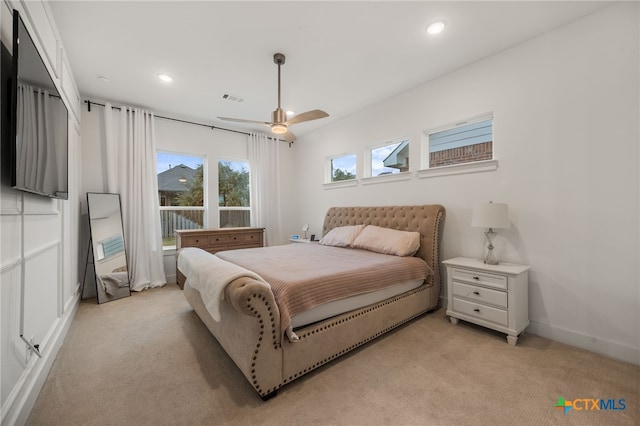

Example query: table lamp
[472,201,509,265]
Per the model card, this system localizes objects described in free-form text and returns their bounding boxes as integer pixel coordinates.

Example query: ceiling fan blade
[285,109,329,125]
[218,116,271,126]
[281,130,297,142]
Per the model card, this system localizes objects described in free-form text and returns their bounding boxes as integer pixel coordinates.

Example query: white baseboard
[2,292,80,426]
[526,320,639,365]
[439,296,638,365]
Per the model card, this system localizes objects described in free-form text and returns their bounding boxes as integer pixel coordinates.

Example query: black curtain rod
[83,100,291,144]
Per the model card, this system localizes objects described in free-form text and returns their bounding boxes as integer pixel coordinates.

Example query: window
[157,151,205,247]
[426,114,493,168]
[327,154,356,183]
[367,138,409,177]
[218,160,250,227]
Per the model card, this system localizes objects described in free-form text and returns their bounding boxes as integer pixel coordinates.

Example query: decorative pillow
[319,224,366,247]
[352,225,420,257]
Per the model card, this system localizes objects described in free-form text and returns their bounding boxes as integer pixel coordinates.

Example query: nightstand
[289,238,317,243]
[442,257,531,345]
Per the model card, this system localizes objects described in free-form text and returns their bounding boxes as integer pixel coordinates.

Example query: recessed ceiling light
[97,75,110,83]
[426,20,447,35]
[158,73,173,83]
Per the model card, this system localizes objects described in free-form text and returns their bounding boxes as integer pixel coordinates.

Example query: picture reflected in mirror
[87,192,131,303]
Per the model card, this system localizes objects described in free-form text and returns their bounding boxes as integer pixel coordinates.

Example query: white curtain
[15,83,58,195]
[248,132,282,246]
[103,103,166,291]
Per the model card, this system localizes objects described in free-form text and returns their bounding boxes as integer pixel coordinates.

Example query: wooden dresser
[175,227,264,288]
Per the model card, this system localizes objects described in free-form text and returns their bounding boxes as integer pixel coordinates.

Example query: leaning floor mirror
[87,192,131,303]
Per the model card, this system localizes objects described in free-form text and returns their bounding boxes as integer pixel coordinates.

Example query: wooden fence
[160,209,204,238]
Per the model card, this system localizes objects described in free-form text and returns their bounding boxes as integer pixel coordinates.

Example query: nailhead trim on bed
[281,284,431,385]
[246,292,283,396]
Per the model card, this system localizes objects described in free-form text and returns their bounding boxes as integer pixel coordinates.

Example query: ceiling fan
[218,53,329,142]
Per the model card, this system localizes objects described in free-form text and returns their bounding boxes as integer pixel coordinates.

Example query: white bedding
[178,247,270,321]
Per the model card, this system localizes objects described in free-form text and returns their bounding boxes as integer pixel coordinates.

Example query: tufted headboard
[322,205,446,297]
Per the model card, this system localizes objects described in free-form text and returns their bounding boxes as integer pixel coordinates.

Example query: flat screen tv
[1,10,69,200]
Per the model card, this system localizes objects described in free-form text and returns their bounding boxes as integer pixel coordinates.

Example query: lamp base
[483,228,500,265]
[484,249,499,265]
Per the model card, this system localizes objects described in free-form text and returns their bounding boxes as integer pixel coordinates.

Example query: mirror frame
[87,192,131,304]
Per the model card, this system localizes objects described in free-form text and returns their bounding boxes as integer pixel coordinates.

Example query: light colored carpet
[28,284,638,425]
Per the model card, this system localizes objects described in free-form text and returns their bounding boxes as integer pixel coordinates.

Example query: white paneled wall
[0,2,82,424]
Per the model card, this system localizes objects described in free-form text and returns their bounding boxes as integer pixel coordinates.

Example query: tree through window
[218,160,250,227]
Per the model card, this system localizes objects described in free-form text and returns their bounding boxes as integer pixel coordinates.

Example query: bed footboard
[183,278,283,398]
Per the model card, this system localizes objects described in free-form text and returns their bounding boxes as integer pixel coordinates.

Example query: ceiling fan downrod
[272,53,287,124]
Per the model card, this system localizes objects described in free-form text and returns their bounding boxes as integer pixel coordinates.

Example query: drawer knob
[473,291,480,295]
[474,308,480,312]
[473,276,480,280]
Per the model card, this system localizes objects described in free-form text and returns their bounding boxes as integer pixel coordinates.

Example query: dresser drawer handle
[473,308,480,312]
[473,291,480,295]
[473,276,480,280]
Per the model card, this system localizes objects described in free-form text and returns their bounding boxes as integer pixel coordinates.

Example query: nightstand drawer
[452,282,507,308]
[452,297,508,326]
[452,268,507,290]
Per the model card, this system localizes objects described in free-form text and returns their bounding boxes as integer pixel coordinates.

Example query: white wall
[292,2,639,364]
[80,109,297,284]
[0,1,82,424]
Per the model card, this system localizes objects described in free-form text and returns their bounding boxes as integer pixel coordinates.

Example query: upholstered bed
[179,205,445,399]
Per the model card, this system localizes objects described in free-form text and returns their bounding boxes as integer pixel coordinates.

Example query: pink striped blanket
[216,243,431,340]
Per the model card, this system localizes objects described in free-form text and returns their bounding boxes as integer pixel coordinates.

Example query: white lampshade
[472,202,510,229]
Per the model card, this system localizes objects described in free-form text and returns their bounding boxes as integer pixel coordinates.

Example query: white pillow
[352,225,420,257]
[319,225,366,247]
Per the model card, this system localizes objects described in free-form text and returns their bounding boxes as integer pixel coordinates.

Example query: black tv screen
[3,10,69,200]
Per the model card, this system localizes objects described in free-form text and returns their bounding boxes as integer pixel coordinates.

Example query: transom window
[327,153,356,183]
[367,138,409,177]
[426,113,493,168]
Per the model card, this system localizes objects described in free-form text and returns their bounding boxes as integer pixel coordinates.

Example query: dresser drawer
[208,234,240,245]
[242,232,262,243]
[452,297,508,327]
[452,268,507,290]
[180,235,208,247]
[452,281,507,308]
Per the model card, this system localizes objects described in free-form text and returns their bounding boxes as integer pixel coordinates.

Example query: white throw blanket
[177,247,270,321]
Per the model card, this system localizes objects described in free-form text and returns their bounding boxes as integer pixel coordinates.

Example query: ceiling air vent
[222,94,245,103]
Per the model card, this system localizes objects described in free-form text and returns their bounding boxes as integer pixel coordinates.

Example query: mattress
[290,278,424,328]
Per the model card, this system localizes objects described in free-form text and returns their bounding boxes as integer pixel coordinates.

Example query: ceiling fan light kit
[271,124,288,134]
[218,53,329,142]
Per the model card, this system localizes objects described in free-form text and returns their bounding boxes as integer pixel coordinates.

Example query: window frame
[324,152,358,187]
[217,158,251,228]
[156,150,207,248]
[418,113,497,179]
[364,136,411,179]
